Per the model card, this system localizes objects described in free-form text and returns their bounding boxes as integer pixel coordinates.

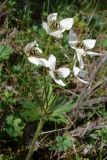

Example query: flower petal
[68,29,78,48]
[82,39,96,50]
[60,18,73,31]
[47,13,58,22]
[76,48,86,56]
[57,67,70,78]
[36,47,43,54]
[28,56,49,67]
[49,71,66,86]
[73,66,89,84]
[39,58,49,67]
[28,56,44,66]
[48,54,56,71]
[86,51,102,56]
[42,22,49,33]
[77,77,89,84]
[49,30,63,38]
[24,41,38,53]
[73,66,87,77]
[76,50,85,69]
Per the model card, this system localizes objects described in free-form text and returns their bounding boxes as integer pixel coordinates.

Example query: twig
[40,127,67,135]
[80,96,107,108]
[62,88,78,97]
[70,117,107,138]
[86,79,107,100]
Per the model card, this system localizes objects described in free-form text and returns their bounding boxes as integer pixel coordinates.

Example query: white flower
[24,41,49,67]
[69,30,102,69]
[24,40,42,53]
[25,49,70,86]
[48,55,70,86]
[24,43,70,86]
[73,65,89,84]
[43,13,73,38]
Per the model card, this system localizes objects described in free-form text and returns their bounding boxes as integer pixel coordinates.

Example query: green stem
[25,119,44,160]
[44,36,51,56]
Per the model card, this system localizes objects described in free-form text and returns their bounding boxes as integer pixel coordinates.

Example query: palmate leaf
[21,99,41,121]
[6,115,14,124]
[0,44,13,60]
[49,114,69,124]
[51,100,74,115]
[49,100,75,124]
[49,96,67,113]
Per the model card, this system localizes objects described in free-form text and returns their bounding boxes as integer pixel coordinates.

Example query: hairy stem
[26,119,44,160]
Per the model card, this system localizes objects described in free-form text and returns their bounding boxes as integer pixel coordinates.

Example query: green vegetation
[0,0,107,160]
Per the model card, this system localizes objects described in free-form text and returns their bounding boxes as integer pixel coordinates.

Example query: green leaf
[48,99,75,124]
[101,39,107,48]
[55,135,72,152]
[56,136,63,143]
[57,145,64,152]
[49,114,69,124]
[46,84,53,101]
[13,118,22,128]
[21,100,41,121]
[51,100,74,116]
[63,139,72,151]
[0,45,13,60]
[5,115,24,138]
[6,115,13,124]
[50,96,67,113]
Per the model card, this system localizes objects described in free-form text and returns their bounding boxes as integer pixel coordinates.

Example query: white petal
[49,30,63,38]
[86,51,102,56]
[82,39,96,50]
[76,48,86,56]
[35,47,43,54]
[68,29,78,48]
[57,67,70,78]
[24,41,38,53]
[47,13,57,22]
[76,50,84,69]
[73,66,87,77]
[28,57,43,66]
[35,42,39,47]
[49,71,66,86]
[42,22,49,33]
[73,66,89,84]
[60,18,73,31]
[77,77,89,84]
[39,58,49,67]
[69,30,78,41]
[48,54,56,71]
[28,56,49,67]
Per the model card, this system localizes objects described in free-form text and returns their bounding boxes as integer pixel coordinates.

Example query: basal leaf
[0,45,13,60]
[49,114,69,124]
[6,115,13,124]
[51,100,74,116]
[21,100,41,121]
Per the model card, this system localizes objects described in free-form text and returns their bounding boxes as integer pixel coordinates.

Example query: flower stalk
[25,119,45,160]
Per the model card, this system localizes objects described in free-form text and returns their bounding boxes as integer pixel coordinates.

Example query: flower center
[76,42,85,49]
[26,48,41,57]
[54,70,62,79]
[76,42,86,56]
[48,20,60,32]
